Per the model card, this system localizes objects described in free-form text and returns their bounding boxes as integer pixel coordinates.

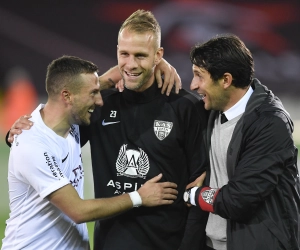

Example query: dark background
[0,1,299,247]
[0,0,299,96]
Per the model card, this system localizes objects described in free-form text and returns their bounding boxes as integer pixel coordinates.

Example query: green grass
[0,138,10,247]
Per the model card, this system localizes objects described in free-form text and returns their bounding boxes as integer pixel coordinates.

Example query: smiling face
[117,28,163,92]
[190,65,230,111]
[70,72,103,126]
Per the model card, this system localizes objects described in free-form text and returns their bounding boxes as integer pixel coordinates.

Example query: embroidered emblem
[153,120,173,140]
[116,144,149,179]
[201,188,217,205]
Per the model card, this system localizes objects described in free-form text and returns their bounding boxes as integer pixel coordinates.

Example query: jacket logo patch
[201,188,217,205]
[116,144,149,179]
[153,120,173,140]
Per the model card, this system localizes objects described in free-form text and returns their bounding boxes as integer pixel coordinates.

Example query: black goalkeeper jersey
[80,83,209,250]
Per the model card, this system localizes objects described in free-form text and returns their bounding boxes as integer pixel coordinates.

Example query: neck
[41,102,70,138]
[223,86,249,112]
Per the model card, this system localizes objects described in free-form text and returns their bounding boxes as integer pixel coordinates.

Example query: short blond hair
[118,9,161,49]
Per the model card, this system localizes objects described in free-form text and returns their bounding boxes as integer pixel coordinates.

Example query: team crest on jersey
[153,120,173,140]
[116,144,149,179]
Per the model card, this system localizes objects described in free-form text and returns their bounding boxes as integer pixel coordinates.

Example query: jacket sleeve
[179,98,210,249]
[79,125,89,148]
[184,99,210,182]
[79,105,103,147]
[195,112,297,222]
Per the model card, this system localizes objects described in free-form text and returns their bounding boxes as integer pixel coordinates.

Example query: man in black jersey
[7,10,209,250]
[78,10,209,250]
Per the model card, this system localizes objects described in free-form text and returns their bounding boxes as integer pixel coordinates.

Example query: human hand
[115,79,124,92]
[155,58,182,96]
[186,172,206,190]
[7,115,33,143]
[138,173,178,207]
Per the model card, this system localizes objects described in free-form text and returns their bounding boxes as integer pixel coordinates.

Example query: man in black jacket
[79,10,209,250]
[184,34,300,250]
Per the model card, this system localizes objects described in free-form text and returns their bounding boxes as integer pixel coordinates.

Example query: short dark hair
[45,55,98,97]
[190,34,254,88]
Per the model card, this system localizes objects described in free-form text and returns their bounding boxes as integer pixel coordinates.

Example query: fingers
[164,70,175,96]
[16,115,33,129]
[160,66,181,96]
[146,173,163,183]
[155,184,178,205]
[115,79,124,92]
[7,128,22,143]
[161,187,178,196]
[174,71,182,94]
[185,171,207,190]
[160,68,171,95]
[8,115,33,143]
[186,182,195,190]
[160,180,177,189]
[155,69,163,88]
[139,176,178,207]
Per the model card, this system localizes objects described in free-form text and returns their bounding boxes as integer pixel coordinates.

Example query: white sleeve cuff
[129,191,142,207]
[190,187,199,206]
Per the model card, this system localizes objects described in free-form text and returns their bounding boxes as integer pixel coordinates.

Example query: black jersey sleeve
[79,104,103,147]
[182,94,209,182]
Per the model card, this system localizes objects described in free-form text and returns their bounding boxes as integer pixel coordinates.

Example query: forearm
[71,194,133,223]
[99,65,122,90]
[48,184,133,224]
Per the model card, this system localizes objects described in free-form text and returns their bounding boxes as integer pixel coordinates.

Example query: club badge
[153,120,173,140]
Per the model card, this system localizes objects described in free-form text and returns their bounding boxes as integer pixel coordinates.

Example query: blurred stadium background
[0,0,299,248]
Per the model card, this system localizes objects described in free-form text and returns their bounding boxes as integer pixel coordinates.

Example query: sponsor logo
[102,119,120,126]
[44,152,64,179]
[201,188,217,205]
[62,153,69,163]
[107,180,142,194]
[116,144,149,179]
[154,120,173,140]
[69,125,79,144]
[70,164,84,188]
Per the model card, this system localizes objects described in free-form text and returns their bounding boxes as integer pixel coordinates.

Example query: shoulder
[168,88,202,104]
[100,88,119,101]
[168,89,209,117]
[10,135,58,173]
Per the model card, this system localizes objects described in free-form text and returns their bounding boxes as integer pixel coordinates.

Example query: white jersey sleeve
[9,137,70,199]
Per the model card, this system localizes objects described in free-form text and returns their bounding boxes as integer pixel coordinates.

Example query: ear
[154,47,164,65]
[61,89,72,104]
[223,73,233,89]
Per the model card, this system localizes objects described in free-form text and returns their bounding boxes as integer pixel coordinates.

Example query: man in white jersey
[1,55,178,249]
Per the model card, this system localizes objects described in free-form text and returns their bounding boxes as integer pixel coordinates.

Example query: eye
[119,52,128,57]
[91,90,99,96]
[136,54,146,59]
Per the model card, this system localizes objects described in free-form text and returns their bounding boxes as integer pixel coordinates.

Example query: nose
[95,92,104,107]
[125,55,138,69]
[190,77,199,91]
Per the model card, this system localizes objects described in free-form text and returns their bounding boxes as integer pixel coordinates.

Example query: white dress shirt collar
[223,86,253,121]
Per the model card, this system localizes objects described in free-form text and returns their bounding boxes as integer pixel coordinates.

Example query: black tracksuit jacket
[204,79,300,250]
[80,83,209,250]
